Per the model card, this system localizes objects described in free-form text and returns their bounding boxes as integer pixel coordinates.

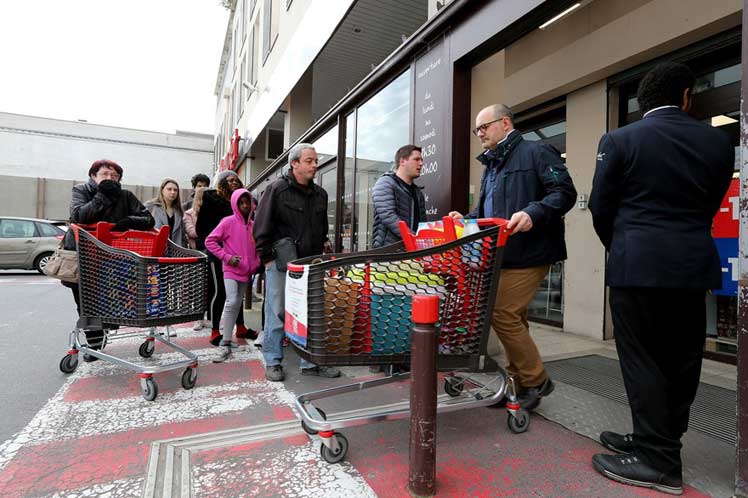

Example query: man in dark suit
[589,62,734,495]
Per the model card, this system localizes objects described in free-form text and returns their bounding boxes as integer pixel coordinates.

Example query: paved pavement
[0,305,716,497]
[0,272,76,443]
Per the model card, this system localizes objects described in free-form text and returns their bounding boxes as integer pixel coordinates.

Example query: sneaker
[591,453,683,495]
[265,365,285,382]
[600,431,635,454]
[236,325,258,340]
[192,321,203,331]
[209,329,222,347]
[517,377,555,411]
[254,331,264,350]
[212,345,232,363]
[222,341,246,351]
[301,366,341,378]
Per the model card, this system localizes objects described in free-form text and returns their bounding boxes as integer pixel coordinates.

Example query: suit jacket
[589,107,734,289]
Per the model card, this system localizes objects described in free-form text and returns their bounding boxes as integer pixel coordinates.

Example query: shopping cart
[285,217,527,464]
[58,222,208,401]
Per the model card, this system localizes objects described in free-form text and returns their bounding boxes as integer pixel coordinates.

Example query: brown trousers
[490,265,550,388]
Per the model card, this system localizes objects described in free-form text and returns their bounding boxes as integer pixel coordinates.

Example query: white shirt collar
[643,105,679,118]
[498,129,517,145]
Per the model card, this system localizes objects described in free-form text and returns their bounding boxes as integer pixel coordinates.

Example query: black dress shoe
[592,453,683,495]
[517,377,555,411]
[486,396,508,409]
[600,431,634,454]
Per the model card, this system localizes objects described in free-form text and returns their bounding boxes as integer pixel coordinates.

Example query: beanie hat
[215,170,239,185]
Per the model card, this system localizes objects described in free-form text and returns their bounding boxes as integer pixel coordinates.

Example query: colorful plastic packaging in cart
[145,264,165,317]
[417,218,465,238]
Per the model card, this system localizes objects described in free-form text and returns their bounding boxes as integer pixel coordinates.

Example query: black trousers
[609,287,705,478]
[69,283,104,347]
[208,255,244,331]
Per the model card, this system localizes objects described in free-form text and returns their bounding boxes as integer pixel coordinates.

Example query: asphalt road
[0,271,76,443]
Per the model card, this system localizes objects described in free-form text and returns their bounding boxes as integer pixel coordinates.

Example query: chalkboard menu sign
[413,36,450,220]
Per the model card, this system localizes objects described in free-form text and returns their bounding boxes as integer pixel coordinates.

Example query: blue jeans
[263,261,314,369]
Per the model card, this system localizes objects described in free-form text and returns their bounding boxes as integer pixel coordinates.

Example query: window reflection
[314,125,338,165]
[342,112,356,252]
[318,165,337,245]
[313,126,339,248]
[352,70,411,250]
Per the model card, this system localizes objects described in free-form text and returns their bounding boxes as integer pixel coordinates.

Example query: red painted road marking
[64,359,266,402]
[0,413,253,498]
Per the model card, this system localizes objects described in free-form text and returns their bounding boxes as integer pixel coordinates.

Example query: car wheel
[35,252,53,274]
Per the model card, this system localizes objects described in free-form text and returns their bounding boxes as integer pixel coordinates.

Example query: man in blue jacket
[371,144,427,248]
[589,62,733,495]
[449,104,576,410]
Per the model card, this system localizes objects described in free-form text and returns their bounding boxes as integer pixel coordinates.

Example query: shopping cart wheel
[181,367,198,390]
[507,410,530,434]
[444,377,464,397]
[302,408,327,435]
[320,432,348,464]
[142,378,158,401]
[139,340,155,358]
[59,354,79,374]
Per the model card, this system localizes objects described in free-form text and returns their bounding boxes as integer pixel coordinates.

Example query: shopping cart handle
[475,218,509,228]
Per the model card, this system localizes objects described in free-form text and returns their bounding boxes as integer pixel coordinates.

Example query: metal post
[408,295,439,497]
[737,3,748,496]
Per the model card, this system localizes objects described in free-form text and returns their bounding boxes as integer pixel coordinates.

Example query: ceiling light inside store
[711,115,738,127]
[539,1,591,30]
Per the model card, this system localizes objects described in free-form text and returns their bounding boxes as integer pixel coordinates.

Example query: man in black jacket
[64,159,155,361]
[182,173,210,211]
[589,62,733,495]
[449,104,576,410]
[371,144,427,248]
[253,143,340,381]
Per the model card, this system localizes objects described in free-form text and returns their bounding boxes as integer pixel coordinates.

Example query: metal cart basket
[58,222,208,401]
[285,218,530,463]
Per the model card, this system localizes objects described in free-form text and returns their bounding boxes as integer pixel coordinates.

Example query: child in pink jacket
[205,188,261,361]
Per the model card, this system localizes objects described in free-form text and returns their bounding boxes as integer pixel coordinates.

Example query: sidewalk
[0,312,733,497]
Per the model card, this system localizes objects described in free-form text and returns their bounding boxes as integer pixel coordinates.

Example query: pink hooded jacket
[205,189,261,282]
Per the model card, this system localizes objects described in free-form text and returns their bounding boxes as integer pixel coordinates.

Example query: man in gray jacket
[371,144,426,248]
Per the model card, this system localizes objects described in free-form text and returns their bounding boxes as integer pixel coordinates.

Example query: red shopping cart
[285,217,527,464]
[58,222,208,401]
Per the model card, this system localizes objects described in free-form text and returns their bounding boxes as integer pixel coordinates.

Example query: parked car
[0,217,65,273]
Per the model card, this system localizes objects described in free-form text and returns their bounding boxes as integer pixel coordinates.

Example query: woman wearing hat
[196,170,258,346]
[64,159,155,361]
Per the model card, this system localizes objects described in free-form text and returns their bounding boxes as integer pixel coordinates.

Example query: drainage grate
[544,355,736,445]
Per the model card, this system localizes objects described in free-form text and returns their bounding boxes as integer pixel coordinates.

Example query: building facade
[221,0,742,362]
[0,112,214,220]
[212,0,429,186]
